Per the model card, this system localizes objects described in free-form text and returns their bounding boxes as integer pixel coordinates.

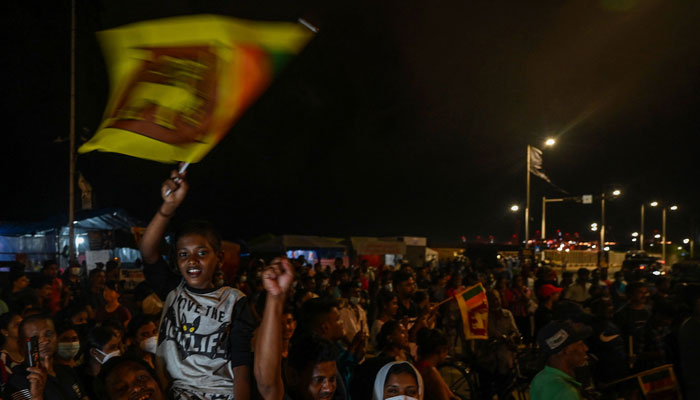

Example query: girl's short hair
[174,220,222,252]
[416,328,448,358]
[376,289,397,313]
[104,280,121,292]
[376,319,401,351]
[87,325,117,351]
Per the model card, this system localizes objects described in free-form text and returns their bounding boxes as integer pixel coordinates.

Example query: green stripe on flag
[460,284,485,301]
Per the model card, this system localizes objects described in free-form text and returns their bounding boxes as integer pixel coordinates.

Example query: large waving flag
[454,283,489,340]
[79,15,312,163]
[528,146,553,184]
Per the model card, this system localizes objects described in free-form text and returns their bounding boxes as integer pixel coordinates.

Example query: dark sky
[2,0,700,245]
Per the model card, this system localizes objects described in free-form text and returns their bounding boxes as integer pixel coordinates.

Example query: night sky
[3,0,700,246]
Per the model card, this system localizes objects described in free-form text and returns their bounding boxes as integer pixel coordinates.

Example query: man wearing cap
[530,321,591,400]
[534,284,562,339]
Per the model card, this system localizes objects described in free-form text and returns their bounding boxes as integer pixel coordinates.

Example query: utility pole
[600,193,606,266]
[640,205,645,251]
[525,145,531,247]
[662,207,667,263]
[68,0,77,264]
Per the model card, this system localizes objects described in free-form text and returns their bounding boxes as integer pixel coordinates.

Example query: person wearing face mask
[372,361,423,400]
[352,321,413,400]
[3,314,88,400]
[54,324,81,368]
[76,325,122,400]
[125,314,158,369]
[338,281,369,346]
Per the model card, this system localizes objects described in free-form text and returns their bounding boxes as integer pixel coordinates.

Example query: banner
[455,283,489,340]
[79,15,312,163]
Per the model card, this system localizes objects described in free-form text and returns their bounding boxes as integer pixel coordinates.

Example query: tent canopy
[0,208,142,236]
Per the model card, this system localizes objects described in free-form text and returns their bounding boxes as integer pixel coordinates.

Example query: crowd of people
[2,168,699,400]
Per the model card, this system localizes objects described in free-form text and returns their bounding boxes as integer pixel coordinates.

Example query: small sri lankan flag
[79,15,312,163]
[455,283,489,340]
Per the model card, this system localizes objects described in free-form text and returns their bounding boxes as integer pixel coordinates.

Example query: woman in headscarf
[372,361,424,400]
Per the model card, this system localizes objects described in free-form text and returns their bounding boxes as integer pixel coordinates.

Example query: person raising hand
[255,258,295,400]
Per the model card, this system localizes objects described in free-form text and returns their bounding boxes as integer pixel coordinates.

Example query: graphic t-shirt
[145,258,255,398]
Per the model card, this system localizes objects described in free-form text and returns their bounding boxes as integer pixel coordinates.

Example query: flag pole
[297,18,319,33]
[68,0,77,264]
[525,145,531,248]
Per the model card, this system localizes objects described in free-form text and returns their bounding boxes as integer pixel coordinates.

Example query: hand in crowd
[349,328,367,360]
[262,258,294,298]
[26,355,50,400]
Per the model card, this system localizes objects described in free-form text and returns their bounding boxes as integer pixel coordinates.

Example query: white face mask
[57,342,81,360]
[349,296,361,306]
[385,396,418,400]
[95,348,121,364]
[140,336,158,354]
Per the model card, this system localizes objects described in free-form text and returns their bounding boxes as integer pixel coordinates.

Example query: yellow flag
[454,283,489,340]
[79,15,312,163]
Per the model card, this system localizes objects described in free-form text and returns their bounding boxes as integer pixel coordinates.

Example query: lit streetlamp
[510,205,520,212]
[683,238,695,258]
[662,205,678,263]
[640,201,659,251]
[599,189,620,266]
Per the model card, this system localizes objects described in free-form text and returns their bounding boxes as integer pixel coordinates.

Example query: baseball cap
[538,284,563,299]
[537,320,591,355]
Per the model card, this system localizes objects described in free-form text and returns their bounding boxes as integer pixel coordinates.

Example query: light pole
[541,196,564,241]
[640,201,659,252]
[599,189,621,266]
[525,138,555,247]
[684,238,695,258]
[526,146,531,247]
[640,205,644,251]
[662,205,678,263]
[510,205,520,244]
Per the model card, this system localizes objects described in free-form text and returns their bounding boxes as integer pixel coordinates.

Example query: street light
[632,232,639,237]
[683,238,695,258]
[599,189,620,266]
[545,138,556,147]
[591,223,598,232]
[662,205,678,263]
[640,201,659,251]
[510,205,520,212]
